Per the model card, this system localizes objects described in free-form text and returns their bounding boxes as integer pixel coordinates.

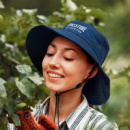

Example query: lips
[47,71,64,78]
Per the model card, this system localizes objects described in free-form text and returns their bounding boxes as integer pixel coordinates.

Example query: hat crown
[63,20,109,65]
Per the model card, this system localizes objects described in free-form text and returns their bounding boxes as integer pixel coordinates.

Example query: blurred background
[2,0,130,69]
[0,0,130,129]
[2,0,127,14]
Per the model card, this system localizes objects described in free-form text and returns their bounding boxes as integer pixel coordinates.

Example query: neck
[48,89,82,124]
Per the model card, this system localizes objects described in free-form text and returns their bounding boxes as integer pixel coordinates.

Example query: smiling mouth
[48,73,64,78]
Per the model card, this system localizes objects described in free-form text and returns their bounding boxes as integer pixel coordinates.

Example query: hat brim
[26,25,110,105]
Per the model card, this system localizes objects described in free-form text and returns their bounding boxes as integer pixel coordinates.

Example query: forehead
[50,36,89,62]
[51,36,85,53]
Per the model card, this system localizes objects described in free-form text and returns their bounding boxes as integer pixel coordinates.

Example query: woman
[8,20,118,130]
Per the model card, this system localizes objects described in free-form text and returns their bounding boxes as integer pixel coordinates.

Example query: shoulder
[79,106,118,130]
[31,96,50,120]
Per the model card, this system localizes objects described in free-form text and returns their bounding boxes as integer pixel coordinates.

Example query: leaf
[4,82,18,94]
[37,15,49,23]
[22,78,36,98]
[0,83,7,97]
[16,102,26,109]
[118,66,130,78]
[22,9,38,16]
[2,116,8,125]
[15,79,35,100]
[53,11,65,18]
[15,79,27,95]
[12,113,21,126]
[19,95,37,108]
[16,102,32,111]
[37,84,50,95]
[0,78,6,84]
[5,100,15,115]
[28,72,44,85]
[36,86,48,102]
[0,112,8,130]
[0,83,7,107]
[15,64,32,74]
[0,103,2,114]
[0,0,5,9]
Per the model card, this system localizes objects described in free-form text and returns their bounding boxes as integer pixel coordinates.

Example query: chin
[47,84,62,92]
[48,85,70,94]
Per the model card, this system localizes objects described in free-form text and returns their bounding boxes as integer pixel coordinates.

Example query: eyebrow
[50,43,56,48]
[64,48,78,54]
[50,43,78,54]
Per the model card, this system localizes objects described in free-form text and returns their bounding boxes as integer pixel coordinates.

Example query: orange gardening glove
[16,110,58,130]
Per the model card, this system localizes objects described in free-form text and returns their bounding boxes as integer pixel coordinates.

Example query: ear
[84,66,99,80]
[89,66,99,79]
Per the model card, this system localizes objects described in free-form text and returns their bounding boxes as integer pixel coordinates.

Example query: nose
[49,53,61,69]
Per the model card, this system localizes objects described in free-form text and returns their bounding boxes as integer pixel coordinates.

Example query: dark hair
[87,53,95,64]
[81,49,95,64]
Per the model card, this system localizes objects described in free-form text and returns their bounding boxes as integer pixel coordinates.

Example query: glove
[16,110,58,130]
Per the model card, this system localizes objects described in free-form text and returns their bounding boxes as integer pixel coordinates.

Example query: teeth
[48,73,63,78]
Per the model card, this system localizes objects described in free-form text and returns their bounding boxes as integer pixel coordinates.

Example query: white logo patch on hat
[65,23,87,33]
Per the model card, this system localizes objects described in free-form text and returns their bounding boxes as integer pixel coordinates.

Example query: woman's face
[42,36,93,93]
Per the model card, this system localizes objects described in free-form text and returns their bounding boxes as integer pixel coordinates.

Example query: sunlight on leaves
[16,64,32,74]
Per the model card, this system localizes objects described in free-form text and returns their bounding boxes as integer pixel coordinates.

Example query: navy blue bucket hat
[26,20,110,105]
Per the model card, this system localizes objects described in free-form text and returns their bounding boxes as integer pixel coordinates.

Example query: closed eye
[64,57,73,61]
[46,53,54,56]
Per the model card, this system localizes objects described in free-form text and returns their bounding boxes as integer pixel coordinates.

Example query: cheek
[78,63,89,78]
[42,58,48,77]
[65,61,88,81]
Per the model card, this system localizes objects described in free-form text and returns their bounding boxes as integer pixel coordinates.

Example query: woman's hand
[16,110,58,130]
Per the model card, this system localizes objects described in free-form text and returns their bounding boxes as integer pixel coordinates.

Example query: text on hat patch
[65,23,87,33]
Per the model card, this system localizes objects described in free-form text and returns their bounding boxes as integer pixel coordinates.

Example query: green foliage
[103,66,130,129]
[104,0,130,59]
[0,64,49,128]
[0,0,129,129]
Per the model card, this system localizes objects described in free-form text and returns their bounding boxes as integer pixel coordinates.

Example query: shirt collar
[40,95,89,129]
[65,95,89,129]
